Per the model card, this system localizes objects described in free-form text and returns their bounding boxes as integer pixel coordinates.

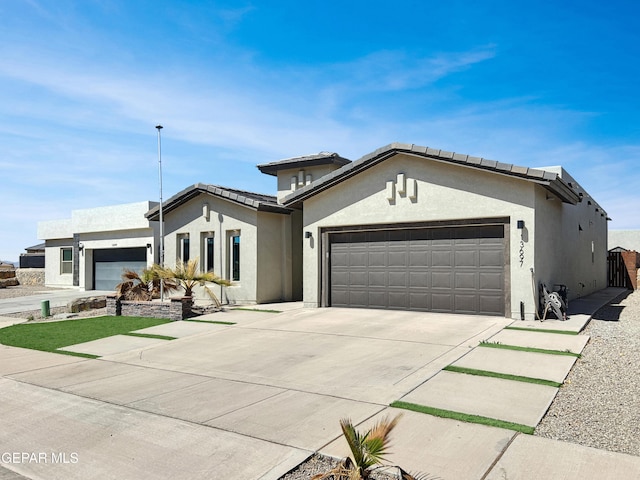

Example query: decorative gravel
[535,289,640,456]
[278,453,403,480]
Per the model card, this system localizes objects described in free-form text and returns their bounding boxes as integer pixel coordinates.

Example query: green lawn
[0,316,171,356]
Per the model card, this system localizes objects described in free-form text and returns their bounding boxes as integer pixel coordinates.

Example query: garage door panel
[409,292,430,310]
[479,250,502,266]
[368,291,388,308]
[431,251,452,267]
[432,294,453,311]
[349,252,368,267]
[479,295,504,315]
[479,272,503,290]
[349,272,368,287]
[388,292,408,308]
[331,251,349,267]
[329,225,505,315]
[331,290,349,305]
[368,252,387,267]
[454,294,477,313]
[409,250,429,266]
[388,251,407,266]
[455,272,477,289]
[349,291,369,307]
[331,271,349,287]
[368,271,387,287]
[409,272,429,288]
[388,272,407,287]
[431,272,452,289]
[455,250,477,267]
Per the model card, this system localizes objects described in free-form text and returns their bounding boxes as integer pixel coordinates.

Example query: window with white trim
[60,248,73,274]
[178,234,190,263]
[202,234,214,272]
[228,231,240,281]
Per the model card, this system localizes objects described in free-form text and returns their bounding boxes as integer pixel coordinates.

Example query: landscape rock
[0,277,19,288]
[67,296,107,313]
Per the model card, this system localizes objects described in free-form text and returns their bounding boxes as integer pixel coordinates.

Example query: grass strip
[184,319,236,325]
[479,342,581,357]
[231,308,282,313]
[443,365,561,388]
[123,333,177,341]
[390,401,535,434]
[0,316,171,355]
[505,326,578,336]
[53,350,100,359]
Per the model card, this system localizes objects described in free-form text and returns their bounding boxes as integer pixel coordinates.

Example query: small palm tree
[313,415,399,480]
[115,268,177,301]
[154,258,231,306]
[313,414,435,480]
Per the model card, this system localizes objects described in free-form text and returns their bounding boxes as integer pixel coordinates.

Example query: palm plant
[313,414,436,480]
[154,258,231,306]
[115,268,177,301]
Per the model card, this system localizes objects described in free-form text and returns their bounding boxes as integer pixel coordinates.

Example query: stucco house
[275,144,608,320]
[38,143,608,320]
[144,184,303,305]
[38,201,158,290]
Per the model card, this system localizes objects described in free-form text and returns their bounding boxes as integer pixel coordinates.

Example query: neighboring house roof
[146,183,293,220]
[257,152,351,176]
[25,243,45,253]
[282,142,583,207]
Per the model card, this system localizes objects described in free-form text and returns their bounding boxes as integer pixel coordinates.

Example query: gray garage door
[93,248,147,291]
[329,225,505,315]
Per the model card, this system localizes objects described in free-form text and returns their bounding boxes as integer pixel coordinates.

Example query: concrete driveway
[0,306,510,479]
[2,297,639,479]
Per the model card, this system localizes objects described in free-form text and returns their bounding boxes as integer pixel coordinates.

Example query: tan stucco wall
[162,193,297,305]
[256,211,302,303]
[532,176,608,307]
[276,165,345,202]
[301,154,537,317]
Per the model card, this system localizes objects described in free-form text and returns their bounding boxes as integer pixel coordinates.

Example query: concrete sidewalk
[0,288,638,479]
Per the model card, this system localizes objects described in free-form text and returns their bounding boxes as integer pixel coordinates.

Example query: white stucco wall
[43,238,74,287]
[39,202,159,290]
[38,219,73,240]
[77,228,157,290]
[72,202,158,233]
[301,154,538,317]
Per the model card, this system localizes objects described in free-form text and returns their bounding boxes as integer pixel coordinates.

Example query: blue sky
[1,0,639,261]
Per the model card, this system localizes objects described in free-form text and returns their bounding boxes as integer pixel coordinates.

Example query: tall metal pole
[156,125,165,301]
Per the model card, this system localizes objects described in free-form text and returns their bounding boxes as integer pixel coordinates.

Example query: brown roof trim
[257,152,351,176]
[146,183,292,220]
[282,142,582,206]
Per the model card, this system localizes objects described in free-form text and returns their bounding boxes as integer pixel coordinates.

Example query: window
[204,235,214,272]
[61,248,72,274]
[230,232,240,281]
[178,234,190,263]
